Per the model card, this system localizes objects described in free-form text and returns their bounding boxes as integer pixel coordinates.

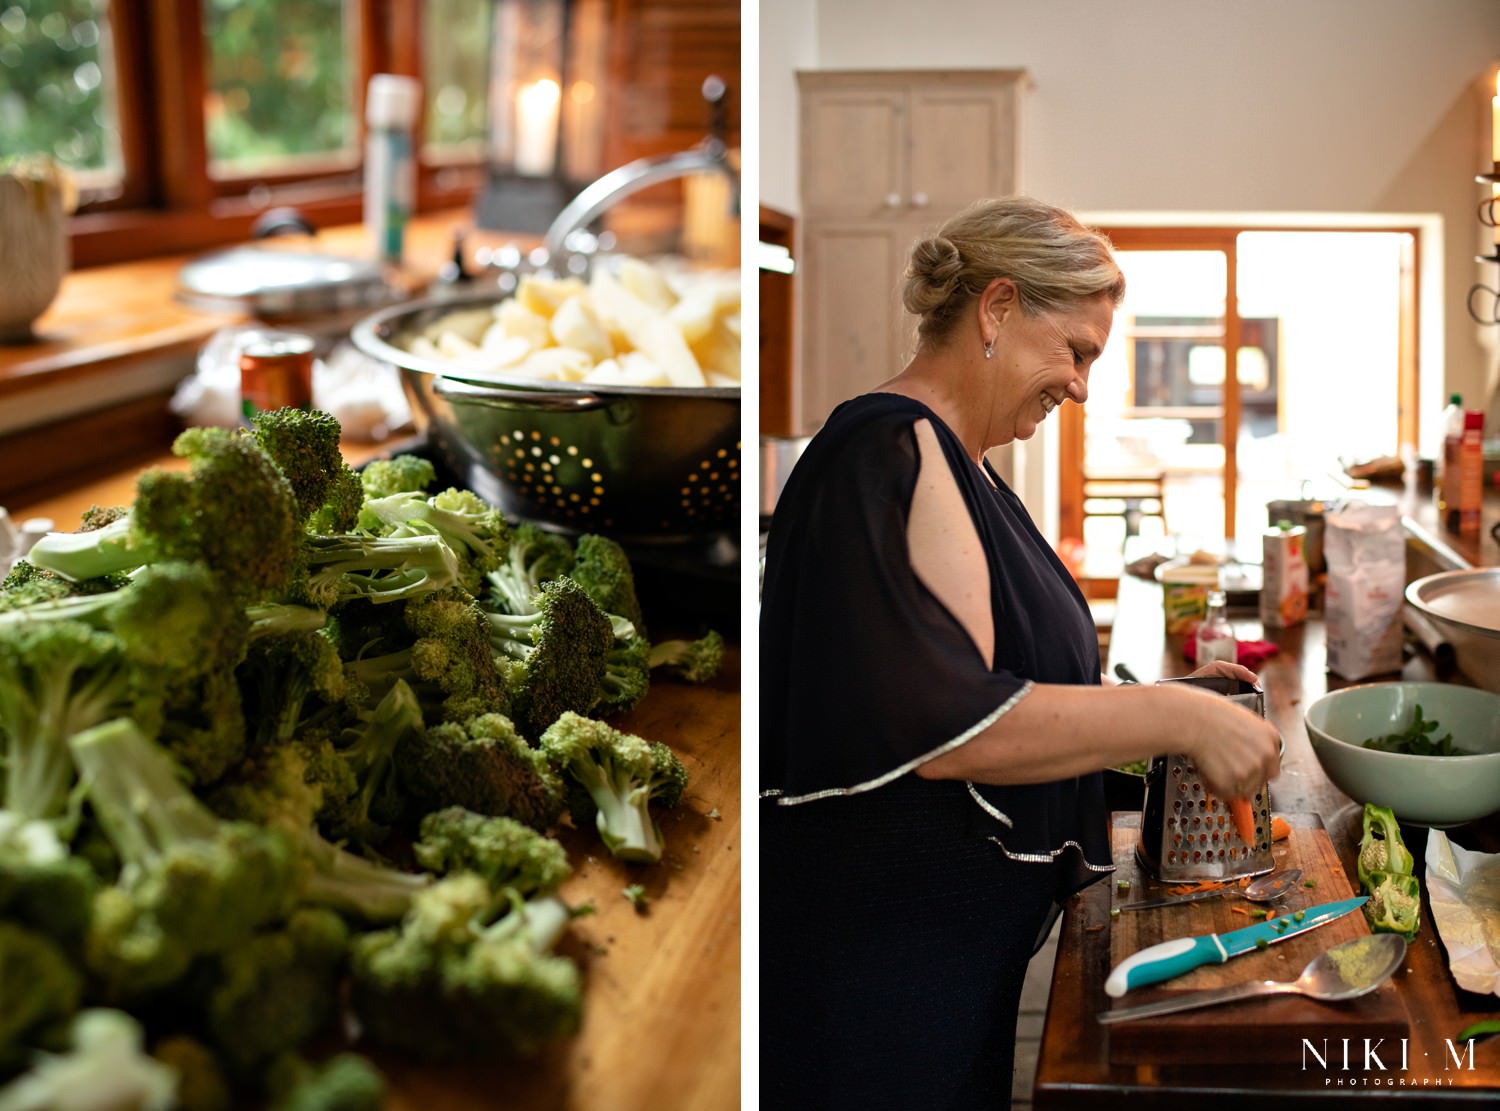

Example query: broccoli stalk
[1356,803,1415,890]
[0,1009,177,1111]
[483,577,612,739]
[538,712,688,864]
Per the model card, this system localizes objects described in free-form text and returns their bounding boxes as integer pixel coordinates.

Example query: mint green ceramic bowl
[1304,681,1500,828]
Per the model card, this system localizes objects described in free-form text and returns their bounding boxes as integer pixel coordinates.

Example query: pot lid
[177,245,395,319]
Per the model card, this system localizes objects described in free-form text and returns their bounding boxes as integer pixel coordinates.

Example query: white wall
[763,0,1500,487]
[758,0,818,213]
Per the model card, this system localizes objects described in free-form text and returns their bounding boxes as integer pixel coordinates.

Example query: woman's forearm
[914,682,1248,788]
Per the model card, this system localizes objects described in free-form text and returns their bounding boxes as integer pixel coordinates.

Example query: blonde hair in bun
[901,195,1125,346]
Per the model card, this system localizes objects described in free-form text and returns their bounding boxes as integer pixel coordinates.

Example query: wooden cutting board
[1104,812,1410,1065]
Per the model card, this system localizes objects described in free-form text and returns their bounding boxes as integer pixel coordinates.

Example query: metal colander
[1135,675,1276,883]
[351,291,740,542]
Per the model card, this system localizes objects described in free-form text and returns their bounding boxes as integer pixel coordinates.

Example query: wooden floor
[1013,915,1061,1109]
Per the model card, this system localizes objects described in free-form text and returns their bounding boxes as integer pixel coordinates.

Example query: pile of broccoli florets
[0,408,723,1107]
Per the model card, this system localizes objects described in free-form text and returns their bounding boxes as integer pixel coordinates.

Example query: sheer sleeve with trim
[759,392,1112,893]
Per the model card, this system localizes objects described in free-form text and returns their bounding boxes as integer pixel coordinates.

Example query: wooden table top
[1033,568,1500,1107]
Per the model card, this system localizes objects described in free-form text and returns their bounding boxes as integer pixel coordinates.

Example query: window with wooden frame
[2,0,739,269]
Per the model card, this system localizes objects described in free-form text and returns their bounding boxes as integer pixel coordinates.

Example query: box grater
[1134,675,1276,883]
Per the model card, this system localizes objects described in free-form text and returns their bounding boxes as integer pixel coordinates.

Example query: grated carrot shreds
[1167,879,1235,895]
[1230,905,1255,916]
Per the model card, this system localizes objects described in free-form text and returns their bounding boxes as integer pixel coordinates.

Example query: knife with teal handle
[1104,895,1367,998]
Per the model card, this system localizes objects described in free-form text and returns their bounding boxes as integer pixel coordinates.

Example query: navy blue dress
[759,393,1113,1110]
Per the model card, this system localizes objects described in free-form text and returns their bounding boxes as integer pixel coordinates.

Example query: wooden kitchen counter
[1033,569,1499,1107]
[10,455,742,1111]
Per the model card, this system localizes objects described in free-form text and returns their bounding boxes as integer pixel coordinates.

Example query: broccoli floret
[402,589,508,722]
[538,712,688,863]
[78,504,130,532]
[1357,803,1415,890]
[205,741,431,924]
[0,620,151,821]
[360,454,436,500]
[28,427,303,606]
[0,560,126,612]
[622,883,649,913]
[484,522,575,616]
[484,577,612,739]
[413,807,571,896]
[1364,870,1422,941]
[648,630,724,684]
[349,873,582,1060]
[266,1052,386,1111]
[195,908,350,1074]
[238,626,345,750]
[68,718,298,997]
[598,634,651,716]
[151,1036,230,1111]
[321,680,424,846]
[398,714,564,831]
[0,1009,177,1111]
[569,533,647,639]
[0,812,98,949]
[0,922,83,1057]
[300,532,462,608]
[359,488,508,593]
[250,408,364,533]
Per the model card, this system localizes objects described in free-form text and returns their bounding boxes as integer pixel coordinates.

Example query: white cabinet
[797,69,1027,426]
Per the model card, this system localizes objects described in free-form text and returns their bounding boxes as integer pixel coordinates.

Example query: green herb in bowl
[1361,704,1467,757]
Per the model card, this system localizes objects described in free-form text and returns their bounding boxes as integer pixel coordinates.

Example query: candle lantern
[477,0,609,235]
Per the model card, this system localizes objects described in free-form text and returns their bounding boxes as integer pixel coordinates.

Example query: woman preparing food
[758,196,1282,1110]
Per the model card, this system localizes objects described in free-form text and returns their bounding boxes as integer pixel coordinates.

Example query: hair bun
[903,236,964,315]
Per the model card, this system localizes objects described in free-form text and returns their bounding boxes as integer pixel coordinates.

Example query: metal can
[239,334,315,424]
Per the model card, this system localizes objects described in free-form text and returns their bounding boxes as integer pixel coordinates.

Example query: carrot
[1229,796,1258,846]
[1270,815,1292,842]
[1230,906,1255,916]
[1167,879,1233,895]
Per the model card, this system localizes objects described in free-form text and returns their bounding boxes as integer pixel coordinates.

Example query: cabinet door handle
[912,191,930,208]
[884,193,903,209]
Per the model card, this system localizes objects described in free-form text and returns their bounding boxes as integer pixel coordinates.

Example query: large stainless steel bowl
[351,290,740,543]
[1404,568,1500,693]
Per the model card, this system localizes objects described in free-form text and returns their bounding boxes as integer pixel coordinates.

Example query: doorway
[1060,226,1417,556]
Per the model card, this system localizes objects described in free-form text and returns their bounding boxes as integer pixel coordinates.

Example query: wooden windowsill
[0,209,482,403]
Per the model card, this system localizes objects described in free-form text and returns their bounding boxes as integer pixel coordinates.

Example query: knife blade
[1117,889,1225,911]
[1103,896,1367,997]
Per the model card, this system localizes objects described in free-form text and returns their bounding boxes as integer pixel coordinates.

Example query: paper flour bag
[1323,502,1405,680]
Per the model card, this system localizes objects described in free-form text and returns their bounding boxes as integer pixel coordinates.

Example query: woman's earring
[983,340,995,360]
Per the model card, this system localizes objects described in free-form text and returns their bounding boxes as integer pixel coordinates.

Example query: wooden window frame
[68,0,482,269]
[1060,223,1421,544]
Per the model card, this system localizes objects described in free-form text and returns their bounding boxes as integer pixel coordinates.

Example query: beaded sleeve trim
[760,681,1034,806]
[988,836,1116,871]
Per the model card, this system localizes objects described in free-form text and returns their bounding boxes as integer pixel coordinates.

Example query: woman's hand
[1188,659,1261,686]
[1175,685,1282,802]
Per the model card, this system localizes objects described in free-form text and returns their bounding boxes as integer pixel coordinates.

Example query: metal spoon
[1098,933,1407,1024]
[1118,869,1303,912]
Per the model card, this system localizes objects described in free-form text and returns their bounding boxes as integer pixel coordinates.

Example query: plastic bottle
[1437,392,1464,529]
[1195,589,1237,666]
[1458,409,1485,535]
[364,74,421,265]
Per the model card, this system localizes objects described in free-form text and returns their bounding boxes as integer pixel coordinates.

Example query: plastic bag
[170,325,412,441]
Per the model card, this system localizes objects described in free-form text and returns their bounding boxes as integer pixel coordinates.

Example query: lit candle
[1493,70,1500,169]
[515,78,561,177]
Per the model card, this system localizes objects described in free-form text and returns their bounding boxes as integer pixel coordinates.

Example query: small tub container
[1154,559,1220,635]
